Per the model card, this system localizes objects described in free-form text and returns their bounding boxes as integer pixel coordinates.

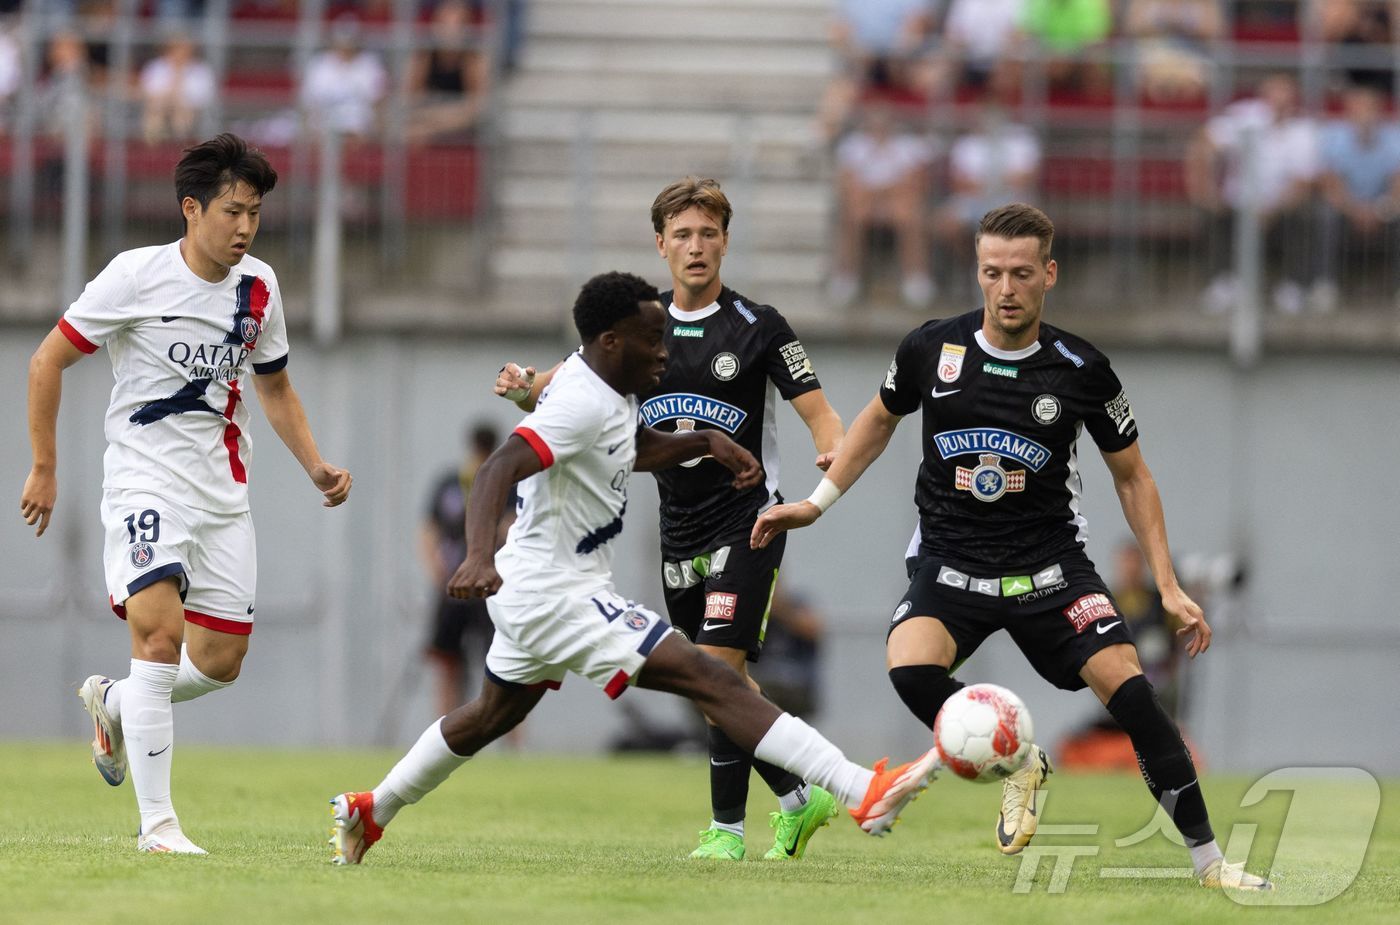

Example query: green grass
[2,742,1397,924]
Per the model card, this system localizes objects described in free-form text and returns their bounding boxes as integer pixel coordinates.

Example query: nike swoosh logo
[931,388,961,398]
[1164,779,1198,797]
[996,813,1015,846]
[607,441,626,454]
[247,604,255,614]
[710,758,741,767]
[147,744,171,757]
[1096,620,1123,635]
[161,316,181,323]
[701,620,729,632]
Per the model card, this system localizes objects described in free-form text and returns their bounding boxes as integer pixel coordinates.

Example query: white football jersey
[495,352,637,591]
[59,242,290,514]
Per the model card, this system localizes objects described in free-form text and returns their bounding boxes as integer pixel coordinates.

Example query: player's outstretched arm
[751,394,901,549]
[789,389,844,470]
[21,328,86,537]
[634,427,762,489]
[1101,443,1212,658]
[447,436,542,598]
[252,369,352,507]
[493,361,561,411]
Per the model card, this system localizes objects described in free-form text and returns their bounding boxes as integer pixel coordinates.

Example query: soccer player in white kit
[329,272,938,864]
[19,134,353,854]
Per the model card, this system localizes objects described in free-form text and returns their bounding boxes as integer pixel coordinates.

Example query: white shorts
[484,584,674,699]
[100,489,257,636]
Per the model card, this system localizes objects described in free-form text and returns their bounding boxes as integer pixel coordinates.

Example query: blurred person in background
[420,422,517,725]
[140,31,217,144]
[300,14,387,140]
[405,0,492,144]
[20,134,352,854]
[495,177,848,863]
[747,586,825,720]
[829,99,937,308]
[1019,0,1113,98]
[1185,72,1324,315]
[936,0,1025,97]
[1125,0,1224,105]
[932,105,1040,301]
[1315,81,1400,311]
[1316,0,1397,93]
[0,19,19,127]
[818,0,939,142]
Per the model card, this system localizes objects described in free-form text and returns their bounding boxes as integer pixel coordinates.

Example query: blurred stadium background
[0,0,1396,776]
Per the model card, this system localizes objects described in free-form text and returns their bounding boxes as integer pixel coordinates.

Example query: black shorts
[426,596,495,662]
[663,533,785,662]
[887,551,1135,691]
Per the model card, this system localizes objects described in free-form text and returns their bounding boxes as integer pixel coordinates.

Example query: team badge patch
[1104,390,1136,436]
[623,611,650,631]
[239,316,261,345]
[884,358,898,391]
[937,343,966,384]
[711,352,739,381]
[779,341,815,381]
[955,454,1026,502]
[704,592,738,622]
[891,601,911,623]
[674,418,705,468]
[1063,593,1117,632]
[1032,394,1061,425]
[130,542,155,569]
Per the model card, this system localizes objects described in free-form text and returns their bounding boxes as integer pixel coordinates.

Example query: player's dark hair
[175,133,278,228]
[976,203,1055,262]
[651,176,733,235]
[468,423,499,455]
[573,271,661,342]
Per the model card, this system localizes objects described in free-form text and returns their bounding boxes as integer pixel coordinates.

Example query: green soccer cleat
[689,827,745,860]
[763,786,839,860]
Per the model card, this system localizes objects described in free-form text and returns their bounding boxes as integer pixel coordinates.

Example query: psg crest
[130,542,155,569]
[239,316,261,345]
[623,611,649,631]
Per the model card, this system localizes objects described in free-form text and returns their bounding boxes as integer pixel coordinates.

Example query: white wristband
[806,478,843,514]
[501,364,535,403]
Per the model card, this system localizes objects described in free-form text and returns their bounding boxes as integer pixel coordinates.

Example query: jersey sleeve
[513,382,605,469]
[250,270,290,374]
[878,327,926,416]
[58,256,139,353]
[1081,354,1140,452]
[763,312,822,400]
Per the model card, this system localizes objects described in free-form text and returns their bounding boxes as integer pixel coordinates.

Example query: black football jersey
[640,286,822,558]
[879,308,1139,571]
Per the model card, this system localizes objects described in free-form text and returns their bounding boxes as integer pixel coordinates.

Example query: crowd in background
[826,0,1400,314]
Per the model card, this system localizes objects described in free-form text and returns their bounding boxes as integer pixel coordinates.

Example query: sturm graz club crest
[674,418,707,468]
[955,454,1026,502]
[130,542,155,569]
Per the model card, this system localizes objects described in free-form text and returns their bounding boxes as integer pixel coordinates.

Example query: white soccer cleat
[1199,858,1274,891]
[137,825,207,855]
[330,791,383,865]
[996,744,1052,855]
[78,675,127,787]
[849,748,940,836]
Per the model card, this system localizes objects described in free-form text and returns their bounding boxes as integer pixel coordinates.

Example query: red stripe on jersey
[603,670,630,700]
[184,609,254,635]
[514,426,554,469]
[110,596,126,619]
[222,380,247,483]
[249,276,270,326]
[58,318,99,354]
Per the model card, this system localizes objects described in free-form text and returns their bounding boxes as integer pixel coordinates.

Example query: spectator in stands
[1315,81,1400,311]
[140,32,217,144]
[156,0,206,22]
[1315,0,1397,93]
[937,0,1026,98]
[932,108,1040,300]
[1125,0,1225,105]
[818,0,939,142]
[748,587,826,720]
[300,14,387,140]
[405,0,492,144]
[0,21,20,128]
[1186,73,1324,314]
[1019,0,1113,98]
[828,100,936,308]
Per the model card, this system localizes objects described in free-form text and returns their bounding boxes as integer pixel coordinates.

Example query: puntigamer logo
[641,393,747,433]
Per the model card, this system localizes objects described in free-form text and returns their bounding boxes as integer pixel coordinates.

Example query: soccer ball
[933,683,1034,782]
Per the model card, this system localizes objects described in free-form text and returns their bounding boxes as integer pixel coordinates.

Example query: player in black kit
[752,203,1272,891]
[495,178,846,862]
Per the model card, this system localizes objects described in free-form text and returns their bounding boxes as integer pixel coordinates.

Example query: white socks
[1190,839,1225,875]
[777,782,810,813]
[104,644,233,721]
[122,659,180,835]
[372,719,469,828]
[753,714,874,809]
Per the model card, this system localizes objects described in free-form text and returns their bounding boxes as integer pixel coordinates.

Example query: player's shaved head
[651,176,733,235]
[573,271,662,342]
[976,203,1055,263]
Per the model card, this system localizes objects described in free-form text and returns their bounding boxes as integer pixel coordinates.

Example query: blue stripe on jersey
[637,620,671,657]
[126,561,185,598]
[576,501,626,555]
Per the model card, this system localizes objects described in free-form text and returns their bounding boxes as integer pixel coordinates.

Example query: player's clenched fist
[447,554,500,599]
[311,462,353,507]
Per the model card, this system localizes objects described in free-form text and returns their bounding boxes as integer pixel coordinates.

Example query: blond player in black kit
[753,203,1273,892]
[496,178,846,861]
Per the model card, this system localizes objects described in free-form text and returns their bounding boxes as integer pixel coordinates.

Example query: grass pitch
[2,741,1396,924]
